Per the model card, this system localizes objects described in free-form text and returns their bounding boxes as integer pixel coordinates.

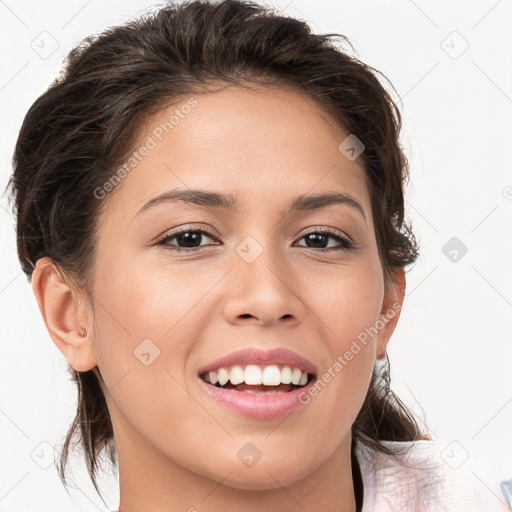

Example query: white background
[1,0,511,510]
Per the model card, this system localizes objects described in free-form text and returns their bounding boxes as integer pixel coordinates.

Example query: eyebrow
[133,188,366,223]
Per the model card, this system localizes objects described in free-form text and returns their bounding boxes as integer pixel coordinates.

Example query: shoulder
[354,438,511,512]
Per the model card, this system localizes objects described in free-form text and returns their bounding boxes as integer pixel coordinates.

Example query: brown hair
[5,0,430,503]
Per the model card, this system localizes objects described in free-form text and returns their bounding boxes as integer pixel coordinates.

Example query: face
[73,86,398,491]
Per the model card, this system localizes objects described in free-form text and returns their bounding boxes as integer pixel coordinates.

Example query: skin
[31,85,405,512]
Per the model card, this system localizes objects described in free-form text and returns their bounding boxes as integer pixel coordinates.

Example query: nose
[222,240,306,327]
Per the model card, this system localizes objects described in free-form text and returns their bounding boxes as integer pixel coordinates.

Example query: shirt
[354,438,511,511]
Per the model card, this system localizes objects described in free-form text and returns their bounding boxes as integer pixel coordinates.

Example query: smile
[199,364,313,393]
[197,347,318,419]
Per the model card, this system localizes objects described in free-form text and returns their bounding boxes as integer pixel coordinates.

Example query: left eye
[155,228,355,252]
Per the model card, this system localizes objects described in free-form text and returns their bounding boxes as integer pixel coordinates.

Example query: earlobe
[31,257,97,372]
[376,267,406,359]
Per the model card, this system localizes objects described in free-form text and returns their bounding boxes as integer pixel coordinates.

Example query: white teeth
[291,368,302,385]
[217,368,229,386]
[229,366,245,385]
[244,365,262,385]
[202,364,311,388]
[262,365,281,385]
[281,366,292,384]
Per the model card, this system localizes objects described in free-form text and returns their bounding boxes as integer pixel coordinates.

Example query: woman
[5,1,507,510]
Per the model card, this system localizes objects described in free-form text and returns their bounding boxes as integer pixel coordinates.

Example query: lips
[197,347,318,376]
[198,374,317,420]
[197,348,318,419]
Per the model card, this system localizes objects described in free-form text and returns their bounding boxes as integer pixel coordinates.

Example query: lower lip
[197,377,316,420]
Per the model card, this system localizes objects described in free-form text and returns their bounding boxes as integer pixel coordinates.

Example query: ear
[375,267,406,359]
[31,257,98,372]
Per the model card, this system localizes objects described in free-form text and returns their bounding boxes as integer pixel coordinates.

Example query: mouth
[199,364,316,394]
[196,347,318,419]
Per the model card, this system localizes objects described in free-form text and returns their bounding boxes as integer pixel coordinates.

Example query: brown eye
[295,229,356,251]
[156,229,218,251]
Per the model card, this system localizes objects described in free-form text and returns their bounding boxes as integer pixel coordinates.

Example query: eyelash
[154,224,357,252]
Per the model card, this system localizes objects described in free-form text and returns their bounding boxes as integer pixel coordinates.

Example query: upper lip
[198,347,318,376]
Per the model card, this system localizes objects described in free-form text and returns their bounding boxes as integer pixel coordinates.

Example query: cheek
[89,264,205,447]
[93,256,216,344]
[89,262,163,380]
[90,256,225,399]
[300,263,382,423]
[309,260,383,349]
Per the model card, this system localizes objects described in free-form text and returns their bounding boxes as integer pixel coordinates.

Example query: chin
[201,458,313,491]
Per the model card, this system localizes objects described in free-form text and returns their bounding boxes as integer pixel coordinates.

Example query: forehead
[101,85,371,225]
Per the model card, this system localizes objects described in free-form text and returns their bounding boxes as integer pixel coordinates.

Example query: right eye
[155,228,219,252]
